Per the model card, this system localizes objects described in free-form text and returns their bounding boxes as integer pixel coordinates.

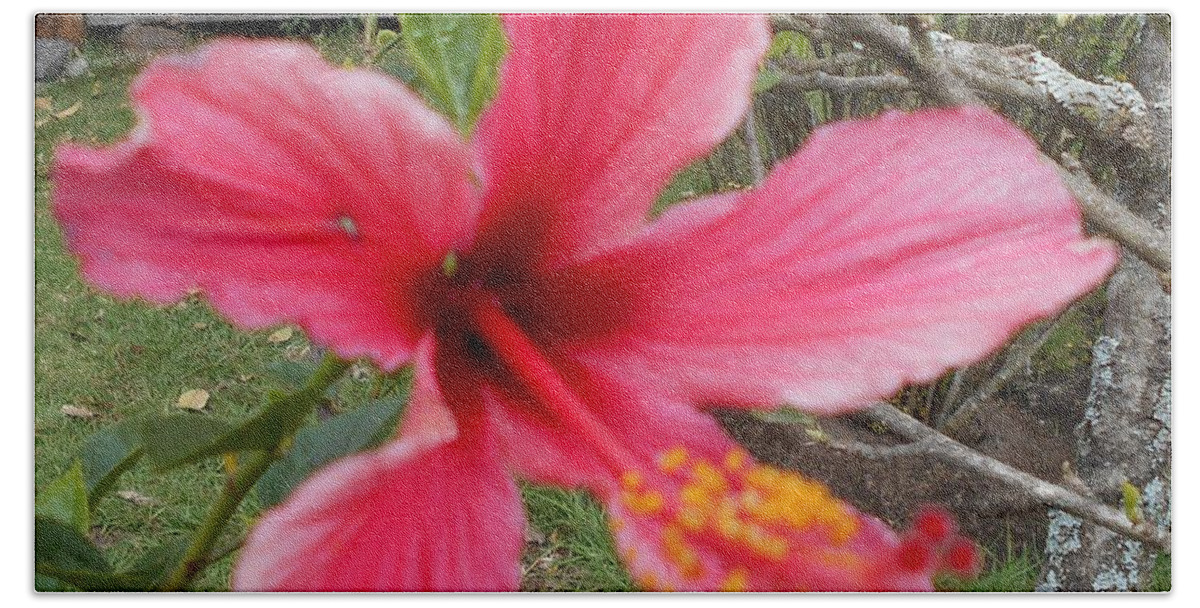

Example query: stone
[35,38,75,82]
[118,24,187,59]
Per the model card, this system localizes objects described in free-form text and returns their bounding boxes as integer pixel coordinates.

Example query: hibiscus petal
[232,420,522,591]
[53,40,478,370]
[470,14,769,267]
[574,107,1118,414]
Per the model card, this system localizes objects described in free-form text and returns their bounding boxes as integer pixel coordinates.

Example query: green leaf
[256,390,409,508]
[400,13,506,134]
[137,415,234,471]
[121,537,191,589]
[80,422,143,506]
[767,30,815,59]
[754,68,784,94]
[35,516,126,591]
[263,360,319,391]
[35,462,89,535]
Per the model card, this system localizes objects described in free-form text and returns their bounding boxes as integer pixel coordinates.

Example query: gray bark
[1039,16,1171,592]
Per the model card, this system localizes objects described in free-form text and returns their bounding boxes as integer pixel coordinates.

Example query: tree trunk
[1038,16,1171,592]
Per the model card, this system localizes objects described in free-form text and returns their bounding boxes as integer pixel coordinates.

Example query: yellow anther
[716,513,744,540]
[721,567,749,592]
[623,547,638,563]
[636,572,661,591]
[724,448,748,472]
[745,465,781,489]
[680,483,711,507]
[608,517,626,533]
[625,490,665,515]
[676,506,706,531]
[659,446,689,473]
[739,488,763,511]
[620,470,643,491]
[692,460,727,491]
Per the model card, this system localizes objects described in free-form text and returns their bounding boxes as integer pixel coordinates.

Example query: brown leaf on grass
[53,101,83,119]
[35,97,52,110]
[283,343,311,362]
[192,322,208,330]
[175,389,210,411]
[61,405,97,419]
[116,490,156,506]
[268,327,294,343]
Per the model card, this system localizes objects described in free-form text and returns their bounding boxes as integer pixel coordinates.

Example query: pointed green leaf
[35,516,134,591]
[256,390,409,508]
[120,537,191,589]
[767,30,815,59]
[80,422,144,506]
[263,360,319,391]
[136,415,234,471]
[400,13,506,134]
[35,462,89,535]
[755,68,784,94]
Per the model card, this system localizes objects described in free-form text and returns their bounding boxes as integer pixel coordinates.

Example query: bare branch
[825,436,936,459]
[855,403,1170,550]
[782,72,910,94]
[742,109,766,183]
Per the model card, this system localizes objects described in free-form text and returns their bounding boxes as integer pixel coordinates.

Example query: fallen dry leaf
[175,389,210,411]
[53,101,83,119]
[268,327,294,343]
[116,490,155,506]
[61,405,97,419]
[283,343,311,362]
[35,97,52,110]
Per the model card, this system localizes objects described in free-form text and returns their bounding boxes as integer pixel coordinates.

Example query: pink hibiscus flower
[53,15,1116,591]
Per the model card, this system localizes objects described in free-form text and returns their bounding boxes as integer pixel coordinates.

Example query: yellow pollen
[680,483,711,507]
[624,489,665,515]
[724,448,748,471]
[677,506,706,531]
[620,470,643,491]
[721,567,750,592]
[636,573,660,591]
[659,446,689,473]
[692,461,727,491]
[608,517,626,533]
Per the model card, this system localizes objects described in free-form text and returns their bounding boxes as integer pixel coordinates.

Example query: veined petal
[470,14,769,268]
[53,40,478,370]
[574,107,1118,414]
[232,419,523,591]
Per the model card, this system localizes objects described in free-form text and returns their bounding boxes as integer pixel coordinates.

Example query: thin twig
[854,403,1170,551]
[782,72,911,94]
[742,106,766,183]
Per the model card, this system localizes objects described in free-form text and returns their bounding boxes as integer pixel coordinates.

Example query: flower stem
[157,352,350,591]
